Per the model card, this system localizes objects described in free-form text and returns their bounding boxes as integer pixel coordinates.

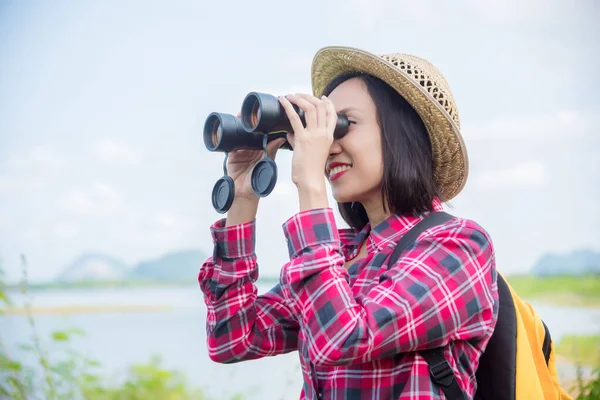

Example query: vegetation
[506,274,600,307]
[1,257,599,399]
[0,256,241,400]
[556,335,600,367]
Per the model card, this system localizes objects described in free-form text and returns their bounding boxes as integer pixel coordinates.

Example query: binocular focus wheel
[212,176,235,214]
[251,158,278,197]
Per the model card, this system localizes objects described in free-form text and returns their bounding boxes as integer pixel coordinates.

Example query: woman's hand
[279,93,337,211]
[279,94,337,188]
[224,113,286,226]
[227,113,286,202]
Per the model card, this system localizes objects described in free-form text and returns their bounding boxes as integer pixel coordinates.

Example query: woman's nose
[329,140,342,156]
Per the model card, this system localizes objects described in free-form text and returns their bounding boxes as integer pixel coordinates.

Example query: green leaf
[17,343,34,352]
[51,331,69,342]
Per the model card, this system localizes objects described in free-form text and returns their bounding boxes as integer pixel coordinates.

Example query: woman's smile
[327,161,352,181]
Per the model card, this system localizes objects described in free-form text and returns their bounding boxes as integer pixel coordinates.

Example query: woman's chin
[331,188,355,204]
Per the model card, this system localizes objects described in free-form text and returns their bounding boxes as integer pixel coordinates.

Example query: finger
[324,96,338,138]
[286,133,295,150]
[297,93,326,130]
[278,96,305,135]
[287,94,317,131]
[266,137,286,160]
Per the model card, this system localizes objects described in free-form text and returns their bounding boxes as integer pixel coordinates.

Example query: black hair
[322,72,439,230]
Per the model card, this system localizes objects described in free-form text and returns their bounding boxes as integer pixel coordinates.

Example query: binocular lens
[252,102,261,130]
[211,119,223,147]
[241,95,261,131]
[204,112,265,152]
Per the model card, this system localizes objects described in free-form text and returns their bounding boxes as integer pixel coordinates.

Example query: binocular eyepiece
[204,92,351,214]
[239,92,351,138]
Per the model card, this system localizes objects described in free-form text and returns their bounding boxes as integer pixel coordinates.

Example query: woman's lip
[326,162,352,173]
[329,168,350,181]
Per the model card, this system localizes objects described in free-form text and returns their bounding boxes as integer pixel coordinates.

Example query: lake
[2,283,599,399]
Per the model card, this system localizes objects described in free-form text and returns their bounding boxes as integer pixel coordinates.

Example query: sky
[0,0,599,282]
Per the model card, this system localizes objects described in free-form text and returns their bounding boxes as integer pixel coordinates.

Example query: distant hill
[57,253,130,282]
[531,249,600,276]
[128,249,206,282]
[55,249,207,283]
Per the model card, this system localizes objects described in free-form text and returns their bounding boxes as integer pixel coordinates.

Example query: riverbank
[556,335,600,367]
[505,274,600,307]
[8,275,600,307]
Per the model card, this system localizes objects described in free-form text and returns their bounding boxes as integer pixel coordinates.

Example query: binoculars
[204,92,351,214]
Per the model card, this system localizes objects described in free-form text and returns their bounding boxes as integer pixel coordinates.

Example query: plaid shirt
[199,199,498,399]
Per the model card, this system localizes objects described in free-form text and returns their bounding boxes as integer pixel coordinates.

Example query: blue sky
[0,0,598,282]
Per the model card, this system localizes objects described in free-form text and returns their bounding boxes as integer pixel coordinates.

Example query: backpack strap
[542,321,552,365]
[383,211,467,399]
[387,211,455,268]
[420,348,468,400]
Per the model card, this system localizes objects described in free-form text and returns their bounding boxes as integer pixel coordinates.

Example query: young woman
[199,46,498,399]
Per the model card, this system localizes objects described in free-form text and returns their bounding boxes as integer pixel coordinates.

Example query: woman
[199,46,498,399]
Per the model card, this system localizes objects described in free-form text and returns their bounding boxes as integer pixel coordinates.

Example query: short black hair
[322,72,439,230]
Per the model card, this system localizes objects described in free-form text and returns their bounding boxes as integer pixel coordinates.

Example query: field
[505,274,600,307]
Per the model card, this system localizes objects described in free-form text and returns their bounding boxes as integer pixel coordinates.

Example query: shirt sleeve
[279,208,498,367]
[198,218,299,363]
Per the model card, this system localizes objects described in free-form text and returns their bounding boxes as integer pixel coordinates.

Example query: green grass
[556,335,600,367]
[505,274,600,307]
[0,256,244,400]
[556,335,600,399]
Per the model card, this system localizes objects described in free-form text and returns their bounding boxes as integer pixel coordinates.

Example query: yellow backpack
[386,212,573,399]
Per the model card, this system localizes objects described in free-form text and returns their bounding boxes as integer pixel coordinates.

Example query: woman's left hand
[278,93,337,191]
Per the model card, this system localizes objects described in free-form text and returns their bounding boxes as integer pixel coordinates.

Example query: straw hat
[311,46,468,201]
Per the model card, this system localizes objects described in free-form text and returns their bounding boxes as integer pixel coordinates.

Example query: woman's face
[325,78,384,204]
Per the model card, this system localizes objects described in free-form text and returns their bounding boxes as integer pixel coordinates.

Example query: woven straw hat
[311,46,468,201]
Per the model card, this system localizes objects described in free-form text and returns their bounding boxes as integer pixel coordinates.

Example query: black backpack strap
[474,274,517,400]
[387,211,455,269]
[382,212,466,399]
[421,348,468,400]
[542,320,552,365]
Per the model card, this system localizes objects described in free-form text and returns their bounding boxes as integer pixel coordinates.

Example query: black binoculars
[204,92,351,214]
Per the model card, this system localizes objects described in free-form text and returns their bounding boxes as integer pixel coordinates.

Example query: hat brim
[311,46,468,201]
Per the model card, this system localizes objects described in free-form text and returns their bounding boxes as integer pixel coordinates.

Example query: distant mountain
[531,249,600,276]
[57,253,130,282]
[127,249,206,282]
[55,249,207,283]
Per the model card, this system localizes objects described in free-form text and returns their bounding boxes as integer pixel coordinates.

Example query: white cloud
[0,146,66,194]
[6,146,65,170]
[53,223,80,239]
[347,0,442,31]
[463,109,591,140]
[471,0,576,26]
[476,161,547,187]
[275,52,316,78]
[271,180,296,197]
[248,85,314,98]
[153,212,192,231]
[94,139,143,165]
[0,176,12,194]
[59,183,124,216]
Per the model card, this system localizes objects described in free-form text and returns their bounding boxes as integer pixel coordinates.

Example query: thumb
[267,138,286,160]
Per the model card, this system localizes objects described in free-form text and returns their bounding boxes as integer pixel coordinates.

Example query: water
[2,284,599,399]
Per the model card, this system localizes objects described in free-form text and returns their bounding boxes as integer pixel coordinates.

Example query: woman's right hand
[226,113,287,201]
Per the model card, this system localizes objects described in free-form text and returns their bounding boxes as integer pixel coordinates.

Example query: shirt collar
[340,198,445,259]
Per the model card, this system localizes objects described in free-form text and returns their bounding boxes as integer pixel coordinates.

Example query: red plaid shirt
[199,199,498,399]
